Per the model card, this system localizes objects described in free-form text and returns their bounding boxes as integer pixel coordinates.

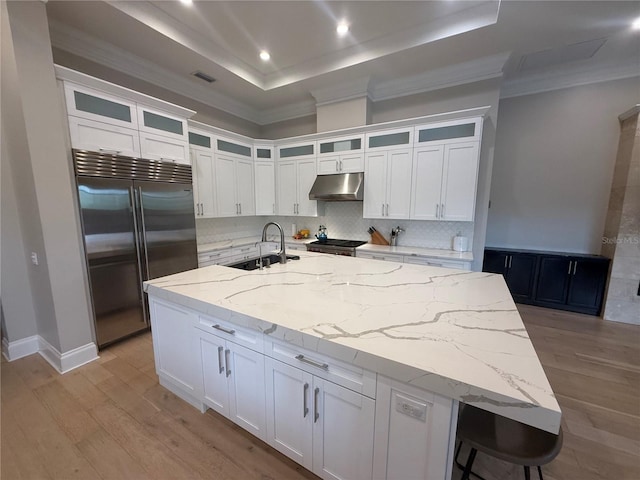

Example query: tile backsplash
[196,202,474,250]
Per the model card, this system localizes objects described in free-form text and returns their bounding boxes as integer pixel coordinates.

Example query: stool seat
[456,405,563,480]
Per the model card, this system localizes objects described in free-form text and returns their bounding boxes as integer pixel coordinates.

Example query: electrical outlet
[31,252,39,265]
[395,393,427,421]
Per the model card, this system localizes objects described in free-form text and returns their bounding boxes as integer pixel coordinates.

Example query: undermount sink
[227,254,300,271]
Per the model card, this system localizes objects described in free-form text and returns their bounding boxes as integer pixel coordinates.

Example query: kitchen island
[144,251,560,480]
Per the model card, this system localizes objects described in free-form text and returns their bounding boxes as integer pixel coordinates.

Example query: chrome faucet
[390,226,405,246]
[262,222,287,264]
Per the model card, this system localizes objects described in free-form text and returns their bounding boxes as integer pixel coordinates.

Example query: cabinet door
[65,83,138,129]
[339,153,364,173]
[483,250,508,275]
[68,116,141,157]
[139,131,189,164]
[312,378,375,480]
[197,331,230,417]
[505,253,537,301]
[411,146,444,220]
[440,142,479,221]
[236,158,256,216]
[386,149,413,219]
[149,299,197,395]
[255,161,276,215]
[265,358,313,470]
[535,256,571,305]
[297,158,318,217]
[567,259,609,312]
[228,343,266,441]
[215,154,238,217]
[363,152,388,219]
[277,161,297,216]
[193,149,215,217]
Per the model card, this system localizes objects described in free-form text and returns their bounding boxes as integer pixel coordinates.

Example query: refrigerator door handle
[135,187,151,281]
[131,186,148,324]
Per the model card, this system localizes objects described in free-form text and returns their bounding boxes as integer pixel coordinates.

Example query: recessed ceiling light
[180,0,193,5]
[337,22,349,36]
[632,16,640,30]
[259,51,271,61]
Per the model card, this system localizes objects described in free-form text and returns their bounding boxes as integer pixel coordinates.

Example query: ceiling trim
[48,19,263,124]
[257,100,317,125]
[500,59,640,99]
[371,53,510,102]
[311,77,373,106]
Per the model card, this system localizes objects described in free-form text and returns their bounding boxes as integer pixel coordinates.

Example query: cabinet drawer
[403,256,470,271]
[231,245,258,260]
[357,252,404,263]
[140,131,189,164]
[198,250,236,267]
[196,314,263,353]
[68,116,141,157]
[267,339,376,399]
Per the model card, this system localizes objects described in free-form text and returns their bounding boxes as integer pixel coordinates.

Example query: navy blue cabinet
[484,249,609,316]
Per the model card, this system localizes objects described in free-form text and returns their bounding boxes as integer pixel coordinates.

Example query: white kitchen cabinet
[317,135,364,175]
[68,116,141,157]
[363,148,413,219]
[148,298,200,408]
[140,131,190,164]
[191,147,216,217]
[137,105,188,142]
[214,153,255,217]
[411,142,479,221]
[64,82,138,130]
[373,376,456,480]
[255,160,276,215]
[197,328,267,440]
[356,252,404,263]
[265,358,375,480]
[403,255,471,271]
[276,158,318,216]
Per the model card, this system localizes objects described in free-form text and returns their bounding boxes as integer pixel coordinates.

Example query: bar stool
[455,404,563,480]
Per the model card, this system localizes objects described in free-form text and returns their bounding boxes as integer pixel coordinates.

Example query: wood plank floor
[2,304,639,479]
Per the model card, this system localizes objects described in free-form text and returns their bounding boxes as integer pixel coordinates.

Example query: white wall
[260,115,317,140]
[487,77,640,253]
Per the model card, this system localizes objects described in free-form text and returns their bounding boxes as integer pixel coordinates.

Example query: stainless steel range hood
[308,172,364,201]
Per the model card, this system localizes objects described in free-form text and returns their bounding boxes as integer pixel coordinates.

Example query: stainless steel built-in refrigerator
[74,149,198,348]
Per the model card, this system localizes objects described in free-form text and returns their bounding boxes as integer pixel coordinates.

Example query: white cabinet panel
[297,158,318,217]
[363,152,387,219]
[441,142,479,221]
[198,330,229,416]
[265,357,314,469]
[228,344,266,440]
[192,149,215,217]
[313,378,375,480]
[68,116,140,157]
[277,160,297,216]
[411,146,444,221]
[386,149,412,219]
[140,131,189,164]
[276,158,317,216]
[255,160,276,215]
[64,82,138,129]
[236,158,256,216]
[339,153,364,173]
[137,105,188,142]
[215,154,237,217]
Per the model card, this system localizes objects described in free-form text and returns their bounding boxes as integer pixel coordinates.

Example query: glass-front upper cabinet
[317,135,364,175]
[137,105,188,141]
[216,137,253,158]
[64,82,138,130]
[365,127,413,151]
[414,117,482,146]
[277,141,316,160]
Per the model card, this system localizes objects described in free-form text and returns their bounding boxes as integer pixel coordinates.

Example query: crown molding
[310,77,373,106]
[619,105,640,122]
[371,53,509,102]
[500,60,640,99]
[257,100,317,125]
[49,19,262,124]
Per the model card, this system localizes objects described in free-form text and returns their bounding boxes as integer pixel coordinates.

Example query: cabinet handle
[435,204,439,218]
[339,160,343,171]
[386,204,389,216]
[212,324,236,335]
[504,256,508,269]
[441,204,445,218]
[382,204,385,216]
[336,160,339,172]
[239,203,242,215]
[273,203,275,214]
[573,261,578,275]
[373,255,386,260]
[314,387,320,423]
[303,382,309,418]
[98,148,121,154]
[225,349,231,377]
[295,354,329,370]
[567,261,573,275]
[508,255,512,269]
[217,346,224,374]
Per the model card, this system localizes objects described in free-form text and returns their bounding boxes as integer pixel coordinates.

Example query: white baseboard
[1,335,40,361]
[38,336,99,374]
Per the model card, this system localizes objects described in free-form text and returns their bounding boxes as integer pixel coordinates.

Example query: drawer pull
[212,324,236,335]
[295,354,329,370]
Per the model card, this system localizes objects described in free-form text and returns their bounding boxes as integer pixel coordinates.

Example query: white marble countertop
[356,243,473,262]
[145,251,560,434]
